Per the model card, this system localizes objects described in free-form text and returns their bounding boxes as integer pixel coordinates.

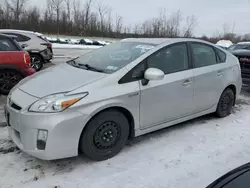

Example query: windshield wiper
[79,64,105,73]
[67,58,105,73]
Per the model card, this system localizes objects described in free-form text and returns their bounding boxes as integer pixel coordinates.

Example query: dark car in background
[230,49,250,86]
[0,34,35,94]
[228,43,250,51]
[206,162,250,188]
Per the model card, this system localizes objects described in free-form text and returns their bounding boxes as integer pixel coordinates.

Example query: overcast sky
[18,0,250,36]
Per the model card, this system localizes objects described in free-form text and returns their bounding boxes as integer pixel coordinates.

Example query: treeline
[0,0,249,43]
[0,0,197,38]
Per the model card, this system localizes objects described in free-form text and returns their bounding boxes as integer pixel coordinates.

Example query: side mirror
[21,44,28,49]
[144,68,164,81]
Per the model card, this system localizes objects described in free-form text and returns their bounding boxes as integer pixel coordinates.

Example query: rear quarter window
[2,33,31,42]
[0,38,19,51]
[215,48,227,63]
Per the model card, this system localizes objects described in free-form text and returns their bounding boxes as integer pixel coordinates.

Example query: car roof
[121,38,210,45]
[0,29,43,36]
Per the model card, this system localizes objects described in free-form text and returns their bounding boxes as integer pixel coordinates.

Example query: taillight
[41,43,52,49]
[23,53,31,68]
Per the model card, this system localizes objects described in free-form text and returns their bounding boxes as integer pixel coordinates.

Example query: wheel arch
[28,52,45,62]
[224,84,237,105]
[77,106,135,151]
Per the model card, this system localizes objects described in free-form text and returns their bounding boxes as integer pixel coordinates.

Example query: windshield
[228,44,250,50]
[67,41,156,74]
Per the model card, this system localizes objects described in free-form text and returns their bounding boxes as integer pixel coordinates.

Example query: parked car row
[0,34,35,95]
[0,29,54,71]
[45,36,111,46]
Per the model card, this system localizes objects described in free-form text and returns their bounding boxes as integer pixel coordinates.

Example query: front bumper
[23,68,36,76]
[5,91,87,160]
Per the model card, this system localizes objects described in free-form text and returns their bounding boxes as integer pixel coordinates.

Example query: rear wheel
[0,70,23,95]
[79,110,129,161]
[216,88,235,118]
[30,54,44,71]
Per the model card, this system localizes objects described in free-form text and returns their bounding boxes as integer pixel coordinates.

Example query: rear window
[0,38,19,51]
[215,48,227,63]
[37,35,49,42]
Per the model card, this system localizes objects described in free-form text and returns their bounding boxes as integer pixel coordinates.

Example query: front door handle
[182,79,192,86]
[217,70,223,76]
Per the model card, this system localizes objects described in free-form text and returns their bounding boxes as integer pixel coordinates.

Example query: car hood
[18,63,107,98]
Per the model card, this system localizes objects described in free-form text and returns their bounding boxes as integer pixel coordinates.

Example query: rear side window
[37,35,49,42]
[2,33,31,42]
[215,48,226,63]
[191,43,217,68]
[0,38,19,51]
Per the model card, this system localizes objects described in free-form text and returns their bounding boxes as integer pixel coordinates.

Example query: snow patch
[216,40,233,48]
[1,94,250,188]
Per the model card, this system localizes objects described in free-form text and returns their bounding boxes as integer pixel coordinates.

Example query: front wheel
[216,88,235,118]
[30,54,44,71]
[0,70,23,95]
[79,110,129,161]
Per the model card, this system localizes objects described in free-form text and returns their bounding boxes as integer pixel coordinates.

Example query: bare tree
[46,0,54,20]
[222,23,230,36]
[83,0,94,31]
[115,15,123,36]
[96,1,111,33]
[72,0,81,25]
[6,0,28,22]
[166,10,182,37]
[183,15,196,38]
[50,0,64,34]
[64,0,71,22]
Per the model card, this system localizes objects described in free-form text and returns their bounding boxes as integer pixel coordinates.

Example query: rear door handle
[182,79,192,86]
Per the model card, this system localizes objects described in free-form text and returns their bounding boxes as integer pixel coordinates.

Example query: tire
[30,54,44,71]
[216,88,235,118]
[0,70,24,95]
[79,110,130,161]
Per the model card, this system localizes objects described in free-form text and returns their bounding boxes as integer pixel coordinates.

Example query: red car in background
[0,34,35,95]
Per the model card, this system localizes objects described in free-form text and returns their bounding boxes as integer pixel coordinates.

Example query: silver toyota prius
[5,38,242,161]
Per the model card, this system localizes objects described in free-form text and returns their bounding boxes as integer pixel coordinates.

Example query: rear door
[190,42,228,112]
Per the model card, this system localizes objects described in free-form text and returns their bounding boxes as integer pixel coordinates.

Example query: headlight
[28,92,88,113]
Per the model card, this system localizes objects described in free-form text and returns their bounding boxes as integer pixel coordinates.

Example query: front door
[139,43,194,129]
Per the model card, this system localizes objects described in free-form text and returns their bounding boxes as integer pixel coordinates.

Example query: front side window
[0,38,18,51]
[191,43,217,68]
[147,43,189,74]
[67,42,156,74]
